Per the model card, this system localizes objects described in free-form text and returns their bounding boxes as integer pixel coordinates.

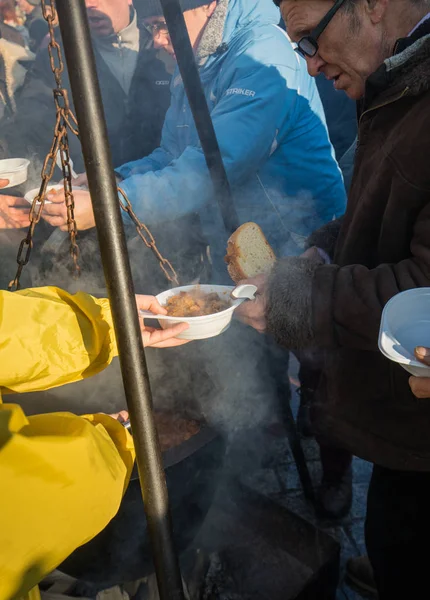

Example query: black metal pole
[55,2,184,598]
[159,0,240,235]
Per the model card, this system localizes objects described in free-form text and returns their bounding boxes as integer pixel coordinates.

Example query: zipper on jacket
[117,32,127,96]
[358,86,410,143]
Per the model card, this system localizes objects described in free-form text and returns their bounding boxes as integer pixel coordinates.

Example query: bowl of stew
[141,284,244,340]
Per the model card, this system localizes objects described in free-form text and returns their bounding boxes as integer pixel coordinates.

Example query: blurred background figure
[0,1,34,120]
[16,0,48,52]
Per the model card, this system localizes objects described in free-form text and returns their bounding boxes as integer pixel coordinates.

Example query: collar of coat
[364,18,430,109]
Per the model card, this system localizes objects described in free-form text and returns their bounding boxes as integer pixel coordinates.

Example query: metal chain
[118,187,180,286]
[9,0,80,290]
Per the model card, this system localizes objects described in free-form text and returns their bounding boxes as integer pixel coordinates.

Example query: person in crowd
[237,0,430,596]
[0,23,34,120]
[1,0,25,35]
[16,0,48,52]
[35,0,346,280]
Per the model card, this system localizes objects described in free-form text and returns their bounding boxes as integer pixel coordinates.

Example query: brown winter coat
[267,31,430,471]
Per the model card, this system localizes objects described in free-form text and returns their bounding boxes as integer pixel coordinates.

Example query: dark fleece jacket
[267,30,430,471]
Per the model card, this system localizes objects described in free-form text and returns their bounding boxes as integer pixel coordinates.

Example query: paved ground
[239,356,373,600]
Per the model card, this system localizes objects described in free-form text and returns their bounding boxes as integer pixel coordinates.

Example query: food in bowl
[165,288,231,317]
[140,284,244,340]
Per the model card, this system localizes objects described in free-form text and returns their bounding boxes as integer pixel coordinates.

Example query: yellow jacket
[0,287,135,600]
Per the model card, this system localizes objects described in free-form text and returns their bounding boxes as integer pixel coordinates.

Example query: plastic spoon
[230,284,257,300]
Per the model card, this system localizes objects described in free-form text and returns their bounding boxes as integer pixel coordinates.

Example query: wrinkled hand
[234,274,268,334]
[409,347,430,398]
[0,194,30,229]
[136,294,190,348]
[41,189,96,231]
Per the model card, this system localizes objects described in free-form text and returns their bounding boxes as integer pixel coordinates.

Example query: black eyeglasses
[143,21,169,36]
[295,0,348,58]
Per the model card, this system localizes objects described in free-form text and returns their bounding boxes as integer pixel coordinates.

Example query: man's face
[84,0,130,36]
[280,0,388,99]
[145,2,216,57]
[17,0,35,15]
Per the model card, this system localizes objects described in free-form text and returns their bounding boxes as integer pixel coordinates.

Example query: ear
[206,1,218,18]
[365,0,389,24]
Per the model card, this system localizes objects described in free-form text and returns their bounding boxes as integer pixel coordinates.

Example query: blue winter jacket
[117,0,346,279]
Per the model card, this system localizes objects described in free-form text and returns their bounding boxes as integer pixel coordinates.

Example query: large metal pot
[59,424,225,588]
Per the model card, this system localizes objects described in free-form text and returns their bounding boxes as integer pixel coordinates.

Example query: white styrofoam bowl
[148,285,244,341]
[24,183,84,205]
[0,158,30,188]
[379,288,430,377]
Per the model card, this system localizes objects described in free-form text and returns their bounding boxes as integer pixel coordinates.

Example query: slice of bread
[224,222,276,283]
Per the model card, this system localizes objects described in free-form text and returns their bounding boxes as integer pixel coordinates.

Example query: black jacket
[0,25,171,172]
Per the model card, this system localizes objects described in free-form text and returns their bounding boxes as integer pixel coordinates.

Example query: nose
[306,53,326,77]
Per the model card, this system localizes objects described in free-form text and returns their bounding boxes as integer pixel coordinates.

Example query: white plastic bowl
[142,284,244,341]
[24,183,84,205]
[0,158,30,188]
[379,288,430,377]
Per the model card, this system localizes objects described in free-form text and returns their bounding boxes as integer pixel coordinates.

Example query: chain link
[9,0,80,290]
[118,187,179,286]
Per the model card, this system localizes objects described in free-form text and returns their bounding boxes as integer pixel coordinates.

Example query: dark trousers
[298,360,353,481]
[365,465,430,599]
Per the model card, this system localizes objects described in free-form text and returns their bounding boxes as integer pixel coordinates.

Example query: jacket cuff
[266,257,319,350]
[305,217,344,259]
[95,297,119,359]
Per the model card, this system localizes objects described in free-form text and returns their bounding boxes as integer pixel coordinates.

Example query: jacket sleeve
[0,286,118,394]
[266,196,430,352]
[0,403,134,600]
[117,52,299,225]
[0,286,135,599]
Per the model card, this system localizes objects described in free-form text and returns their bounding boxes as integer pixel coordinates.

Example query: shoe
[296,387,314,437]
[345,555,378,597]
[315,467,353,519]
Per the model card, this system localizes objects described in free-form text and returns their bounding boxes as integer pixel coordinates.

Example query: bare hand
[136,294,190,348]
[41,189,96,231]
[301,246,325,263]
[0,195,30,229]
[0,179,10,189]
[234,273,267,334]
[409,347,430,398]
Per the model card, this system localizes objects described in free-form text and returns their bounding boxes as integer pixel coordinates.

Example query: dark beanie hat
[139,0,212,19]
